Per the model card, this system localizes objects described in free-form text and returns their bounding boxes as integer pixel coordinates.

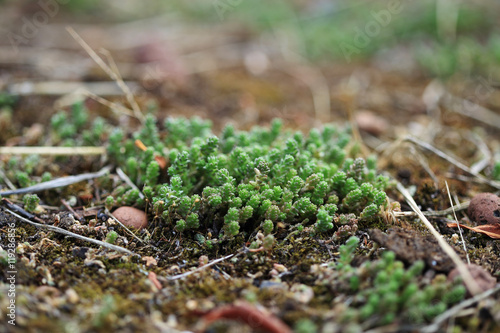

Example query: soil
[0,2,499,333]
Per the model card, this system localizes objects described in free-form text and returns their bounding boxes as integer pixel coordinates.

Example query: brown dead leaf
[447,222,500,239]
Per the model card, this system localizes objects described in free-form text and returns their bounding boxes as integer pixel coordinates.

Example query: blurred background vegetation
[2,0,499,78]
[139,0,499,78]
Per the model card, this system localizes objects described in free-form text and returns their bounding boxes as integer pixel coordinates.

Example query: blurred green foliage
[165,0,499,77]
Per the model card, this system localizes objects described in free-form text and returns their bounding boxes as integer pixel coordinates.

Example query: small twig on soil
[393,201,469,218]
[61,199,83,221]
[116,167,144,200]
[0,166,111,196]
[396,181,482,296]
[4,208,138,257]
[405,136,500,190]
[66,26,144,122]
[2,198,45,223]
[444,181,470,265]
[421,284,500,333]
[166,253,235,281]
[0,146,106,156]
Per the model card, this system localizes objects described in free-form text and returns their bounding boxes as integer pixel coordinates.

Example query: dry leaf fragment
[447,193,500,239]
[447,222,500,239]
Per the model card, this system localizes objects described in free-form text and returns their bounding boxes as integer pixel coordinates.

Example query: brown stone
[355,110,389,136]
[112,206,148,230]
[467,193,500,226]
[448,264,496,294]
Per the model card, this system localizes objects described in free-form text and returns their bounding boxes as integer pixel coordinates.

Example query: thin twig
[166,253,235,280]
[421,284,500,333]
[396,181,482,296]
[0,166,111,196]
[61,199,83,221]
[4,208,137,256]
[393,201,469,218]
[444,181,469,265]
[66,26,144,122]
[2,198,44,223]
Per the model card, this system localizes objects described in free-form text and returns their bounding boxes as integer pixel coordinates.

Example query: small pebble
[355,110,389,136]
[112,206,148,230]
[448,264,496,294]
[467,193,500,226]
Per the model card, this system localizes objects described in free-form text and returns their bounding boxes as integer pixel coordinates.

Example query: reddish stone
[467,193,500,226]
[112,206,148,230]
[448,264,496,294]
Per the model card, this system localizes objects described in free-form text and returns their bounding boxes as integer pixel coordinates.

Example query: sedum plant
[323,236,467,329]
[23,194,40,213]
[107,115,390,239]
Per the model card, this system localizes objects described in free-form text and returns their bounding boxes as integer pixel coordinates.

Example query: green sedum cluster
[323,236,467,329]
[107,115,389,238]
[22,193,40,213]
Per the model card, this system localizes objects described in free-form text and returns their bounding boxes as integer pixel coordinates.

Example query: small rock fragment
[355,110,389,136]
[112,206,148,230]
[65,288,80,304]
[467,193,500,226]
[142,256,158,268]
[448,264,496,295]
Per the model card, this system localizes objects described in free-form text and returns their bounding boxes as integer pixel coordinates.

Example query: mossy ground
[1,2,500,332]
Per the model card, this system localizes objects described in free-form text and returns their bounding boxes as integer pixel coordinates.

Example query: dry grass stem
[167,253,235,281]
[393,201,469,218]
[66,26,144,122]
[0,168,16,190]
[405,136,500,190]
[82,90,136,117]
[0,166,111,196]
[116,167,145,200]
[396,181,482,296]
[444,181,470,265]
[8,81,140,96]
[0,146,105,156]
[5,208,137,256]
